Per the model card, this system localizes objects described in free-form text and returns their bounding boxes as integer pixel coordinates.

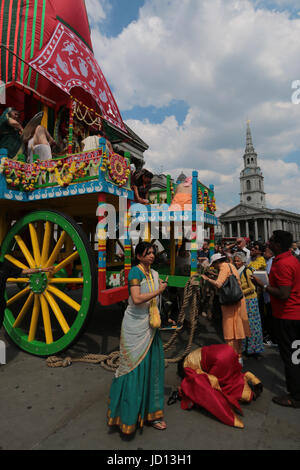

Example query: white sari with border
[115,268,160,378]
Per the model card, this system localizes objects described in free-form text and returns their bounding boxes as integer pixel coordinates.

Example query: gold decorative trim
[240,377,253,402]
[107,409,164,435]
[233,414,244,428]
[245,371,261,386]
[129,279,141,287]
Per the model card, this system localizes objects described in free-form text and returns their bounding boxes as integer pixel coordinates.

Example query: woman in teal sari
[107,242,168,434]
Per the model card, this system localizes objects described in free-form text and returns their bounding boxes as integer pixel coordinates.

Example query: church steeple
[243,121,258,168]
[240,121,266,208]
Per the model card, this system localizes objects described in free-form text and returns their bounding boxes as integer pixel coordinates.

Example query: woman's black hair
[254,241,265,253]
[132,169,153,187]
[134,241,156,264]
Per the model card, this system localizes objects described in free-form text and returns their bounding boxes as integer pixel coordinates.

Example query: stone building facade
[220,122,300,242]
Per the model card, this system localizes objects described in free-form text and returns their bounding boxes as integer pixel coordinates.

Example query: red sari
[180,344,262,428]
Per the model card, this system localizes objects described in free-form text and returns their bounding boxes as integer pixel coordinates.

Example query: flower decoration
[107,153,130,187]
[203,189,208,212]
[198,188,203,205]
[170,182,175,199]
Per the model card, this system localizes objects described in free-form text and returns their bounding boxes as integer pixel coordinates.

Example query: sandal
[167,390,179,405]
[272,394,300,408]
[151,420,167,430]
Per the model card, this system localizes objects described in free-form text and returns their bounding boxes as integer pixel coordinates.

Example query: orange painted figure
[169,177,193,210]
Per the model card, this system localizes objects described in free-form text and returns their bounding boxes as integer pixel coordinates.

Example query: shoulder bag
[138,265,161,328]
[218,264,244,305]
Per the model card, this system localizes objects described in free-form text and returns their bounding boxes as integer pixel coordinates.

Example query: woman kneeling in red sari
[178,344,262,428]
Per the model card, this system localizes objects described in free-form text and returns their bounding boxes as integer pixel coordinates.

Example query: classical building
[219,122,300,242]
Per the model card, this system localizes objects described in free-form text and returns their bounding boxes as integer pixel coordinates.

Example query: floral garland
[198,186,217,213]
[47,160,88,187]
[72,97,103,129]
[0,155,101,191]
[170,182,175,199]
[0,158,38,191]
[198,187,203,205]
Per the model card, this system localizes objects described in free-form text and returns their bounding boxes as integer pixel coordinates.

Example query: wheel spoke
[47,285,81,311]
[29,223,41,266]
[7,278,30,283]
[13,292,34,328]
[4,254,29,270]
[45,231,67,268]
[41,221,52,267]
[52,251,79,275]
[14,234,36,268]
[49,278,84,284]
[7,286,31,307]
[28,295,40,342]
[44,290,70,334]
[40,294,53,344]
[36,221,44,248]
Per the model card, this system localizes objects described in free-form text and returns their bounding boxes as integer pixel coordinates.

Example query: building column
[264,219,268,243]
[268,219,272,238]
[254,220,258,241]
[229,222,233,238]
[292,222,296,240]
[245,220,249,238]
[237,221,241,237]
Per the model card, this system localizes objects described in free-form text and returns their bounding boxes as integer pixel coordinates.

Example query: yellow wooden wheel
[2,210,97,356]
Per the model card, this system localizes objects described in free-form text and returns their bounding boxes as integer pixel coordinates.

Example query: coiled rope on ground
[46,276,201,371]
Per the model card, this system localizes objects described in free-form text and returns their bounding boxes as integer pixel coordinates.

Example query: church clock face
[247,196,251,201]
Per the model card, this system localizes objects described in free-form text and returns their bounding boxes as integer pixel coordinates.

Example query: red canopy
[0,0,126,132]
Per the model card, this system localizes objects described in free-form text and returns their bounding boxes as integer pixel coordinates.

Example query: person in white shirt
[291,242,300,257]
[262,246,277,346]
[236,237,251,266]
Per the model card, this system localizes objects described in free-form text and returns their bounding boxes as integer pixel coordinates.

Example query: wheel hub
[29,272,48,294]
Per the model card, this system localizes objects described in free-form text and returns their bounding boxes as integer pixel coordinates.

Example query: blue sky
[87,0,300,214]
[99,0,146,37]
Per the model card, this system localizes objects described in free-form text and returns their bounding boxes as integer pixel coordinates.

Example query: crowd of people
[200,236,300,353]
[107,230,300,436]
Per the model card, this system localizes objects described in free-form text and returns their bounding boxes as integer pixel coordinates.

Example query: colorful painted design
[29,22,127,132]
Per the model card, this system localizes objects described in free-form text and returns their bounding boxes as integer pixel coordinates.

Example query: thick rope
[46,276,201,371]
[46,351,120,371]
[164,276,201,364]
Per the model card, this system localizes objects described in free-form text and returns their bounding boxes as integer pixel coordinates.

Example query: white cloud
[89,0,300,214]
[85,0,108,26]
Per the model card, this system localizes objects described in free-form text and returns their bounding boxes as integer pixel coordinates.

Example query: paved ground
[1,302,300,451]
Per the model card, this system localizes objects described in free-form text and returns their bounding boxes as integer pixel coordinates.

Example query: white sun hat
[209,253,227,266]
